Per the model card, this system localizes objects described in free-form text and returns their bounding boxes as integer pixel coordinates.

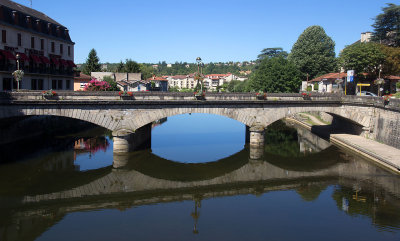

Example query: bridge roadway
[2,91,400,151]
[0,91,396,135]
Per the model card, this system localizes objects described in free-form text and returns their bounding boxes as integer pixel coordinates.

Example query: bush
[306,86,312,91]
[396,82,400,89]
[395,92,400,98]
[313,83,319,91]
[84,78,111,91]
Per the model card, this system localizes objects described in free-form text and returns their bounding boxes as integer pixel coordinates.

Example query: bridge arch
[0,103,374,134]
[118,105,372,133]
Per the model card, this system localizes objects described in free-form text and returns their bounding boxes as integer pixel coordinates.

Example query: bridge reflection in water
[1,121,400,240]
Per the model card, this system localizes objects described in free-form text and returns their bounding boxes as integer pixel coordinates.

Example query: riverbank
[286,117,400,174]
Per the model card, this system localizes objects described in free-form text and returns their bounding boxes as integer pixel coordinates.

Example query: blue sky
[13,0,386,64]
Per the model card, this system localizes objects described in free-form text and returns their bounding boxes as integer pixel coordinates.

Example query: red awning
[40,56,51,64]
[67,60,77,67]
[30,55,42,64]
[16,52,29,62]
[0,50,16,60]
[51,57,59,66]
[59,59,68,66]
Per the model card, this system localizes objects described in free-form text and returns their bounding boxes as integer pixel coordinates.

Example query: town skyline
[11,0,384,64]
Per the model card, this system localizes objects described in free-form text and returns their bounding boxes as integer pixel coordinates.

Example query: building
[73,71,91,91]
[117,79,147,92]
[307,72,347,93]
[0,0,76,91]
[146,76,168,91]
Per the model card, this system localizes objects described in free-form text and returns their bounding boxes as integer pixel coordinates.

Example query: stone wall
[375,107,400,149]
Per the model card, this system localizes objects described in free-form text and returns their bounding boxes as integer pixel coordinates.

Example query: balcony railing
[0,64,73,76]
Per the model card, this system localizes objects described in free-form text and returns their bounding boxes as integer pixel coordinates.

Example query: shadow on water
[116,148,249,182]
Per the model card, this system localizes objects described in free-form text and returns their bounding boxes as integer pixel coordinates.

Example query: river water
[1,114,400,241]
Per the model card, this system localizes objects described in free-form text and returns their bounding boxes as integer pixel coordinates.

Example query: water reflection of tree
[332,185,400,230]
[264,121,302,157]
[296,183,328,202]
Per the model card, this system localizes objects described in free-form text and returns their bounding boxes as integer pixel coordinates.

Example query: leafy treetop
[289,25,336,80]
[372,3,400,47]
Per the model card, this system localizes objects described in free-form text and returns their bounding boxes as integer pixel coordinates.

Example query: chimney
[361,32,372,43]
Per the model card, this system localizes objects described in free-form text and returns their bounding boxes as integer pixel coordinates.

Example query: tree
[102,76,119,91]
[124,59,141,73]
[288,26,336,80]
[372,3,400,47]
[257,47,288,60]
[380,45,400,75]
[83,49,101,75]
[339,42,385,78]
[249,56,302,93]
[116,61,125,72]
[140,64,154,80]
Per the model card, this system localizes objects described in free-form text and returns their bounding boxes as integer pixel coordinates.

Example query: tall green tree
[83,49,101,75]
[380,45,400,75]
[116,61,125,72]
[372,3,400,47]
[124,59,141,73]
[339,42,385,78]
[257,47,288,60]
[249,56,302,93]
[289,26,336,80]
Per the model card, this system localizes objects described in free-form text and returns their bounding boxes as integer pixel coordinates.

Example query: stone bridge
[1,91,400,149]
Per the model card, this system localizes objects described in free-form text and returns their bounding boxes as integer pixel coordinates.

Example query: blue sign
[347,70,354,82]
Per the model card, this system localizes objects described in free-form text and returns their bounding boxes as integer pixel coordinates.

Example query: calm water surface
[1,114,400,241]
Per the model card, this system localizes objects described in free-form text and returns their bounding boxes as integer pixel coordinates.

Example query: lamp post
[16,53,20,91]
[196,57,204,93]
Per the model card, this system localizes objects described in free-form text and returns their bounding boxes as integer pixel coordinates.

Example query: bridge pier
[249,145,264,160]
[249,125,265,148]
[112,124,152,154]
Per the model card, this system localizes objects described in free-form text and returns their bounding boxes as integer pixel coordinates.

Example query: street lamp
[13,53,24,91]
[16,53,20,90]
[196,57,204,93]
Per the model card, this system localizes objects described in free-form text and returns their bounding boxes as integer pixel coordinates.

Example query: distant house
[73,71,91,91]
[307,72,400,94]
[146,76,168,91]
[91,72,143,91]
[117,79,147,92]
[308,72,347,93]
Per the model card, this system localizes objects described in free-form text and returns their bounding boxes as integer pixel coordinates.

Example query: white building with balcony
[0,0,76,91]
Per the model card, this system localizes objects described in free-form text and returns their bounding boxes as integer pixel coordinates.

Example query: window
[60,44,63,54]
[52,79,57,89]
[31,37,35,49]
[31,79,37,90]
[38,79,43,90]
[80,82,86,88]
[40,39,44,50]
[2,30,6,43]
[66,79,71,89]
[3,78,12,91]
[17,33,21,46]
[51,42,55,52]
[68,46,71,56]
[58,79,63,90]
